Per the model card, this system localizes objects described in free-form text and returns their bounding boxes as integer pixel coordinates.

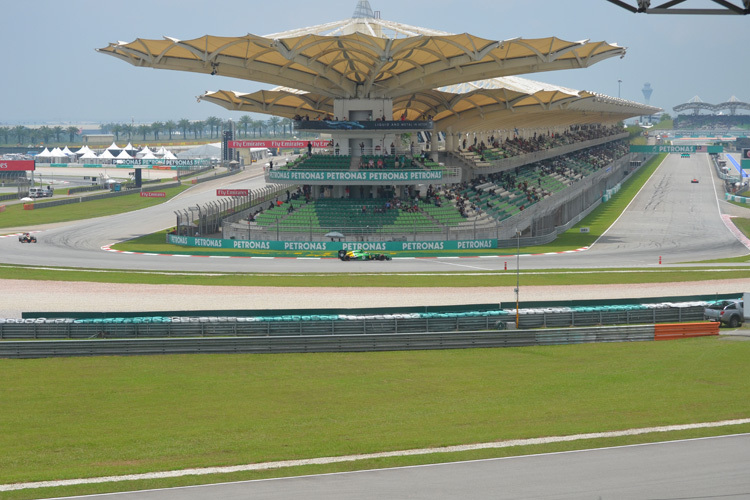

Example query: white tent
[106,142,121,150]
[80,150,99,160]
[61,146,74,156]
[162,151,177,160]
[156,146,168,156]
[50,147,65,157]
[115,150,133,160]
[74,145,91,155]
[140,151,158,160]
[99,150,116,163]
[124,142,136,151]
[36,147,52,158]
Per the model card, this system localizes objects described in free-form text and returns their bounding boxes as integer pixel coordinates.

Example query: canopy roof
[199,75,660,132]
[98,29,625,99]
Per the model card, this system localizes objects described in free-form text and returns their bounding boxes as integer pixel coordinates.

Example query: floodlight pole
[515,229,520,329]
[618,79,622,99]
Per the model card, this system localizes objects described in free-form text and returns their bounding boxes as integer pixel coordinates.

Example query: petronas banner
[630,145,723,154]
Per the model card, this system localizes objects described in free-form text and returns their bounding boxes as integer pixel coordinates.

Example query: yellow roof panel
[99,32,625,99]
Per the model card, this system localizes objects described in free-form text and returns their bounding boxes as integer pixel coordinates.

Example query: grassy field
[1,263,749,287]
[1,336,749,498]
[0,184,192,229]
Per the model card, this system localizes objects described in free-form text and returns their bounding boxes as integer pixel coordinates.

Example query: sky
[1,0,748,126]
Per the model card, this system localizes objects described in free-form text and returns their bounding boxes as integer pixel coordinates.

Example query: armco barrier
[0,315,508,340]
[654,322,719,341]
[3,304,711,341]
[0,325,658,358]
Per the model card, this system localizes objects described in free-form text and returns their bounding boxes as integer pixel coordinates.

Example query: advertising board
[140,192,166,198]
[268,170,443,182]
[167,235,496,252]
[0,160,35,171]
[217,189,249,197]
[629,145,724,154]
[229,140,331,149]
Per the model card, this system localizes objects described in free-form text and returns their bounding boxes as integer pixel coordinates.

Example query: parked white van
[28,187,53,198]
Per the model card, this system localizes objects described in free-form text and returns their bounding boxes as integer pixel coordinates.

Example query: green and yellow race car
[338,249,392,261]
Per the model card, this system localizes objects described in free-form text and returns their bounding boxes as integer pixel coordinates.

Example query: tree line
[0,115,298,146]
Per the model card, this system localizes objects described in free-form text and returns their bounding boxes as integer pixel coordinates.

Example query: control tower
[642,83,654,122]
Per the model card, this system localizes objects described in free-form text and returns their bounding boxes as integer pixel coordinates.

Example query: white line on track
[590,154,667,250]
[3,418,748,493]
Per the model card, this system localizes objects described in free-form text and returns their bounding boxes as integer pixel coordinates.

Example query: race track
[56,434,750,500]
[1,153,748,274]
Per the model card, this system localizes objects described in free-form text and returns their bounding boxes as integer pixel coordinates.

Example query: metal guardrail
[0,305,705,343]
[0,325,658,358]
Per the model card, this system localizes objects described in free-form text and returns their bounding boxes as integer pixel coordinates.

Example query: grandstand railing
[466,132,630,176]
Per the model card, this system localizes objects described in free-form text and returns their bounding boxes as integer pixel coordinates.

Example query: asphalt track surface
[56,434,750,499]
[1,153,748,273]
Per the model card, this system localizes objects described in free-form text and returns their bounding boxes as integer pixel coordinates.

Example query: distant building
[82,134,115,146]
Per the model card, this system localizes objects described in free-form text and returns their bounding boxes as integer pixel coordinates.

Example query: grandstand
[241,138,632,239]
[102,1,659,244]
[673,96,750,131]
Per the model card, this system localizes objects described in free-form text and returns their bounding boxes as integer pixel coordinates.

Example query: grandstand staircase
[350,156,359,170]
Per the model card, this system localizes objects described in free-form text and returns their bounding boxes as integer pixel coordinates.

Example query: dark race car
[338,249,391,261]
[18,233,37,243]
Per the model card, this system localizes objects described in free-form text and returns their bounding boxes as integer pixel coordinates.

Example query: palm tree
[178,118,191,139]
[205,116,221,138]
[239,115,252,138]
[52,126,64,143]
[137,124,151,141]
[164,120,177,140]
[66,126,80,143]
[38,126,53,144]
[191,120,204,139]
[123,124,135,140]
[0,126,10,145]
[12,125,27,145]
[267,117,281,137]
[151,121,164,141]
[280,118,293,137]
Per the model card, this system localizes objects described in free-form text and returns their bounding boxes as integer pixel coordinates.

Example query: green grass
[1,262,750,287]
[0,184,192,228]
[1,337,749,498]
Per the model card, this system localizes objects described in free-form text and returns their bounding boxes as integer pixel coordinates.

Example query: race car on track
[338,249,391,261]
[18,233,37,243]
[691,178,699,183]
